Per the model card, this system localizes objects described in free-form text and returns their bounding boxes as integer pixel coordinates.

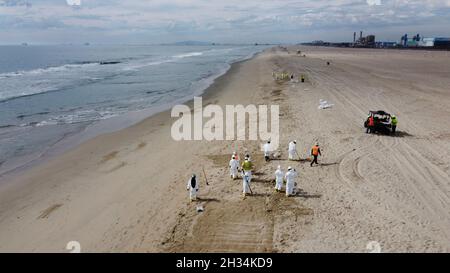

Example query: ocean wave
[122,51,205,71]
[174,52,203,58]
[37,110,119,127]
[0,87,62,103]
[0,62,100,80]
[16,111,51,119]
[0,124,16,129]
[0,58,126,80]
[122,60,170,71]
[35,120,59,127]
[0,67,112,103]
[8,110,119,129]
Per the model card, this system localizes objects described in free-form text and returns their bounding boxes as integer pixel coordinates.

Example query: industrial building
[302,32,450,50]
[419,37,450,49]
[353,31,376,48]
[401,34,450,49]
[375,42,398,48]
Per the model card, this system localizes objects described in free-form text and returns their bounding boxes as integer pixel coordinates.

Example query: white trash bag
[318,99,334,109]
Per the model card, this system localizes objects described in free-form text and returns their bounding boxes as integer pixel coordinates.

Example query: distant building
[375,42,397,48]
[419,38,435,47]
[311,40,325,46]
[401,34,450,49]
[353,31,376,48]
[433,38,450,49]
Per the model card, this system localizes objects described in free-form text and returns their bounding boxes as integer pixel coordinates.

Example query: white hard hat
[288,166,292,171]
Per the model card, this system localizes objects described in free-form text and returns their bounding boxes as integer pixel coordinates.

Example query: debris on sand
[318,99,334,109]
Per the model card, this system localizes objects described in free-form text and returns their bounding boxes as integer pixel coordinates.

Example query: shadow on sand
[197,197,220,203]
[252,178,274,183]
[295,190,322,199]
[390,131,413,138]
[249,193,273,197]
[369,130,413,138]
[319,162,338,167]
[269,158,310,163]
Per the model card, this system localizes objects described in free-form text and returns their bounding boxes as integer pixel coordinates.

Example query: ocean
[0,44,266,176]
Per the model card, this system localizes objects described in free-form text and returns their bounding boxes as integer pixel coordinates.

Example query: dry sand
[0,46,449,253]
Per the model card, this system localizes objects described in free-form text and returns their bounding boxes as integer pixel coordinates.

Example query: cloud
[0,0,450,44]
[66,0,81,6]
[367,0,382,5]
[0,0,31,7]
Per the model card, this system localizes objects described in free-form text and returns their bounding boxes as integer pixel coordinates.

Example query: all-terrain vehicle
[364,110,392,134]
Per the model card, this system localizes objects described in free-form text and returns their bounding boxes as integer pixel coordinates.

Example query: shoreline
[0,49,263,183]
[0,48,269,252]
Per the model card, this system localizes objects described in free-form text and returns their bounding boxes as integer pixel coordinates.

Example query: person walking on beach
[242,170,252,197]
[186,174,199,202]
[391,115,398,135]
[274,165,284,192]
[288,140,297,161]
[264,140,271,162]
[231,151,240,164]
[229,156,239,180]
[242,157,253,196]
[310,143,322,167]
[285,167,297,197]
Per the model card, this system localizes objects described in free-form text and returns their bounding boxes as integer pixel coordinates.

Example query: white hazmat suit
[186,176,199,201]
[229,158,239,179]
[264,142,271,157]
[284,169,297,196]
[232,152,240,166]
[274,166,284,191]
[288,141,297,160]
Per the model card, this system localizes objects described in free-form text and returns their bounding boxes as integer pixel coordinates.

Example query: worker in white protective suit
[288,140,297,160]
[264,140,271,162]
[229,156,239,180]
[284,167,297,197]
[231,151,240,166]
[186,174,199,202]
[274,165,284,192]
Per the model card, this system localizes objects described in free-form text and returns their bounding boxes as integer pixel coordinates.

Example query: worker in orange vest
[310,143,322,167]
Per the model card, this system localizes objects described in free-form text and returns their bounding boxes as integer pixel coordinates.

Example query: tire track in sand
[380,136,450,241]
[164,189,313,253]
[360,81,450,231]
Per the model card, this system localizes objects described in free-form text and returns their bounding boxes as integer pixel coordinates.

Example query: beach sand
[0,46,449,252]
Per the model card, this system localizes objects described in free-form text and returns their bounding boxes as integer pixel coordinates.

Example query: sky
[0,0,450,44]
